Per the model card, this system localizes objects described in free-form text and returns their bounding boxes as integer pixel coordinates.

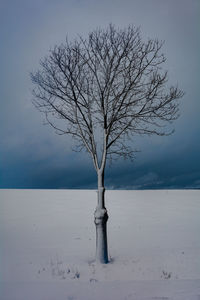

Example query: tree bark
[94,169,109,263]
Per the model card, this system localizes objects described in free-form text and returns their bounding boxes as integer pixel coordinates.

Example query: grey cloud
[0,0,199,189]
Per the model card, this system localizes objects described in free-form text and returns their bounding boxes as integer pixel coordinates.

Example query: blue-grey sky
[0,0,199,189]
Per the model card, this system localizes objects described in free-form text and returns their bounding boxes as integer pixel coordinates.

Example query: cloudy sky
[0,0,199,189]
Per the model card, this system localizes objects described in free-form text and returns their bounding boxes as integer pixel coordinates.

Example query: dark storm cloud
[0,0,199,189]
[105,144,200,190]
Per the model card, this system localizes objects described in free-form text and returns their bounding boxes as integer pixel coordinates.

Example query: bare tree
[31,24,183,264]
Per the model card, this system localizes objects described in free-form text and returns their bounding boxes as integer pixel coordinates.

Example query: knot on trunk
[94,208,108,225]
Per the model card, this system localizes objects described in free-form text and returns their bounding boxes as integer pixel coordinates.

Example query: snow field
[0,189,200,299]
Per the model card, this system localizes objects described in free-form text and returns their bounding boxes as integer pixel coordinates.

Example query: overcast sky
[0,0,199,189]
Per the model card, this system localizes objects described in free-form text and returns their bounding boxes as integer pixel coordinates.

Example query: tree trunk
[94,169,109,264]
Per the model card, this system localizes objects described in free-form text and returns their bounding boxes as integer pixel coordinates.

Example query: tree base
[94,207,109,264]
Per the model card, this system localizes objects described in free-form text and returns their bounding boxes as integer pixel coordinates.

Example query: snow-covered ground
[0,189,200,300]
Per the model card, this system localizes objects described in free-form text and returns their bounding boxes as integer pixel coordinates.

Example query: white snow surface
[0,189,200,300]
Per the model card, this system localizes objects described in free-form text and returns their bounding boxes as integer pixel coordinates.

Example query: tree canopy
[31,24,183,171]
